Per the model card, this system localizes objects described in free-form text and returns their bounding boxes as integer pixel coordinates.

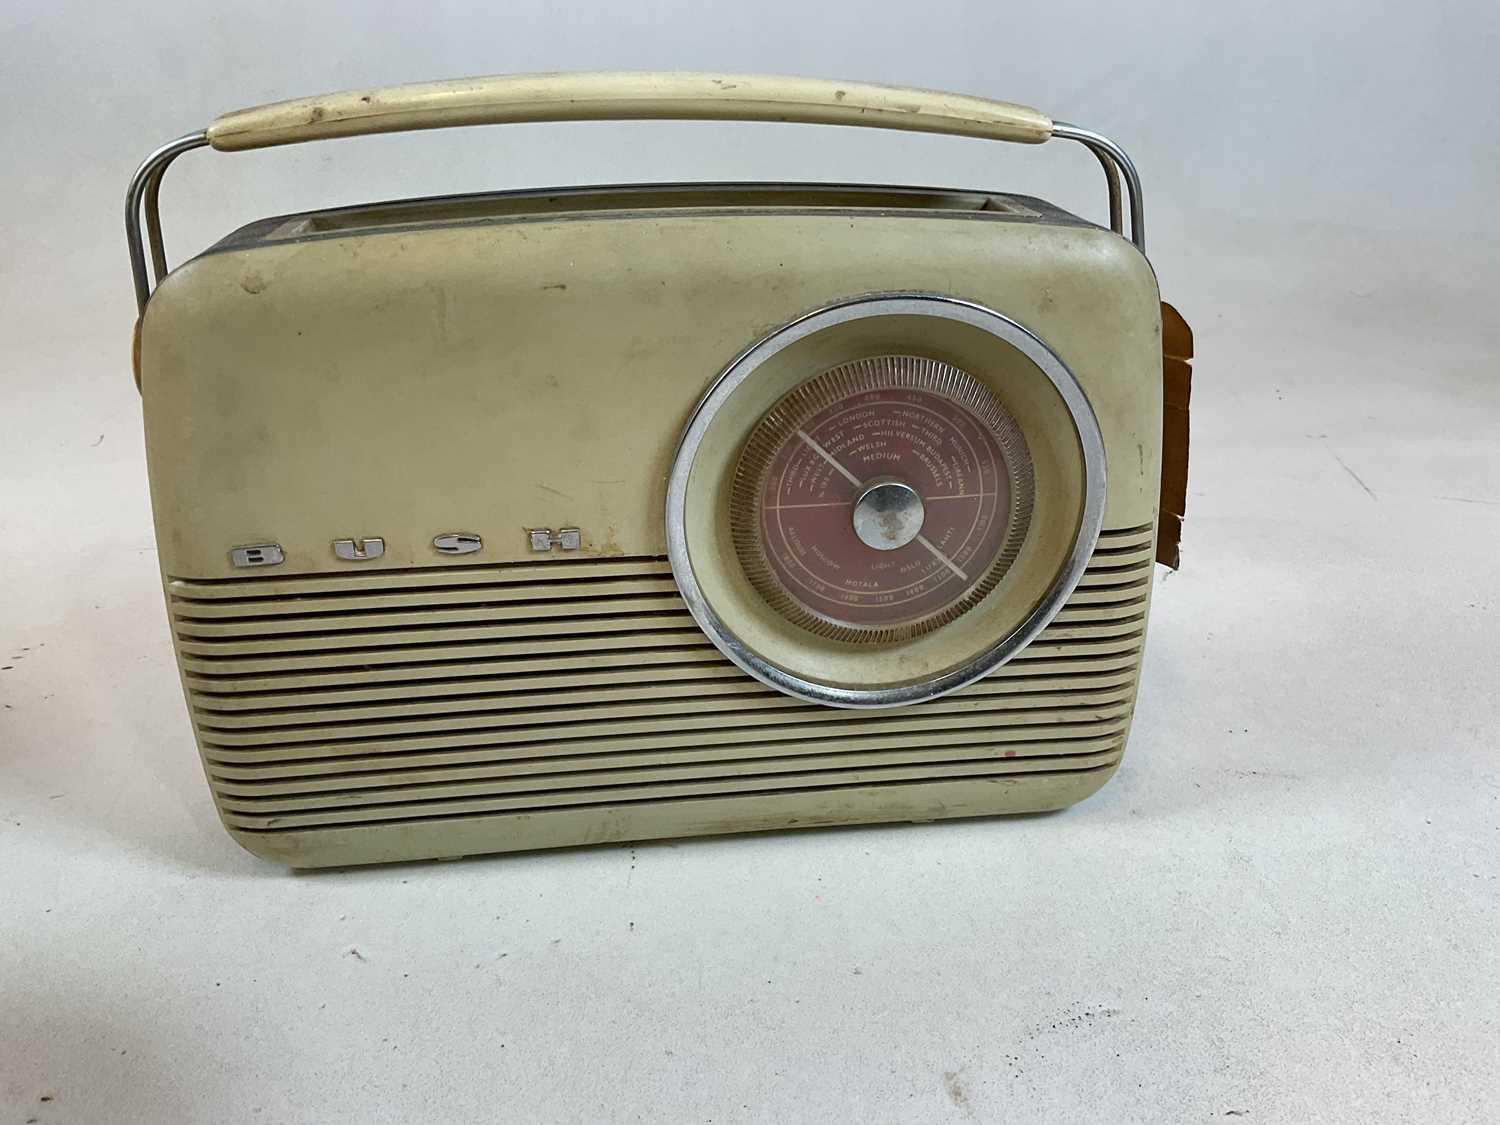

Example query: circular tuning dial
[732,355,1035,643]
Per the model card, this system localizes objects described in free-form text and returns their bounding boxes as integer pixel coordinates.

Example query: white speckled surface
[2,3,1497,1121]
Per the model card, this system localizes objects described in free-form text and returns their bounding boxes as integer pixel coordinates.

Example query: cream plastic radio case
[127,73,1192,867]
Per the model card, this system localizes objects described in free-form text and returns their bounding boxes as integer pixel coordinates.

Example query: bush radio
[127,73,1192,867]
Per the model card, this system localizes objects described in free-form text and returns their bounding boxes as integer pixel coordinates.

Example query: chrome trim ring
[665,293,1108,709]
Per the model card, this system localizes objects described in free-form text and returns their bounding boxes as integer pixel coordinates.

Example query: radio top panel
[127,71,1144,313]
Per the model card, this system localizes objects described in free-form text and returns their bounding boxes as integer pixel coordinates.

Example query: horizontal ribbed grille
[169,525,1154,834]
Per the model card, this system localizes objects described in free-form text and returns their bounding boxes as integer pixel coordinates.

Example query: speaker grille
[168,525,1153,835]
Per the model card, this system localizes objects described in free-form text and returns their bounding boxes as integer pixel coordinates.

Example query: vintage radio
[127,73,1192,867]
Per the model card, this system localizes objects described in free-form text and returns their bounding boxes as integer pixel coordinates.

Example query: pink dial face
[732,356,1034,643]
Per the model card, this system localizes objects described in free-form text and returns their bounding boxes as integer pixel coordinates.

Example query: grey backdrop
[4,0,1498,335]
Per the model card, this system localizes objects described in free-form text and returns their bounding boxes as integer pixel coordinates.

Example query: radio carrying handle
[126,71,1145,313]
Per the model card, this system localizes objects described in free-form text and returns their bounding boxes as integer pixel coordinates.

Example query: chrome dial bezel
[665,293,1107,709]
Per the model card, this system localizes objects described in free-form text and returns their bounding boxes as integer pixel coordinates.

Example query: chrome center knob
[852,477,925,551]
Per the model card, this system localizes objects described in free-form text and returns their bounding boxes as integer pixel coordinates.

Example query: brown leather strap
[1158,301,1193,569]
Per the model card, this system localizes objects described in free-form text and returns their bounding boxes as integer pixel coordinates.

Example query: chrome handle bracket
[1051,122,1145,253]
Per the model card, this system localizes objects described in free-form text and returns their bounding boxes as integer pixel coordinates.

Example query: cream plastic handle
[205,71,1054,152]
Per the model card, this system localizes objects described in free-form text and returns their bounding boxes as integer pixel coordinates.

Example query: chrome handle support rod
[1051,122,1145,253]
[126,131,208,313]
